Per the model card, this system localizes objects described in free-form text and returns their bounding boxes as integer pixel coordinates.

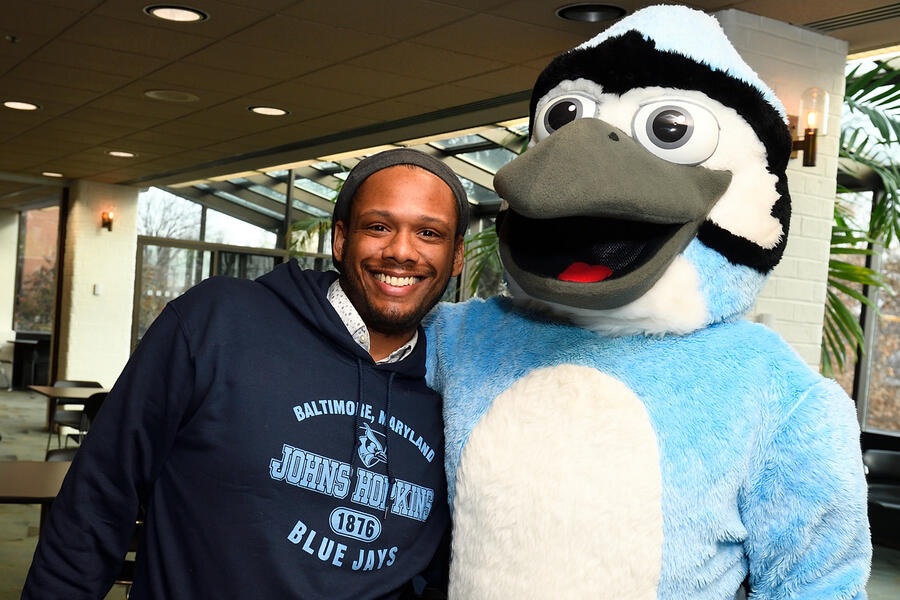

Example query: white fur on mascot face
[493,7,792,337]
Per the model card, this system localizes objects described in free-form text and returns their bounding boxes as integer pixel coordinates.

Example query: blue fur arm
[740,380,871,599]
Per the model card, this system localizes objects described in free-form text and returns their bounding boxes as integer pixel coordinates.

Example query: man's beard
[339,269,451,336]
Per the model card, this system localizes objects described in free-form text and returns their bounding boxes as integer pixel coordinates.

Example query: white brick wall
[56,181,139,387]
[716,9,848,368]
[0,209,17,331]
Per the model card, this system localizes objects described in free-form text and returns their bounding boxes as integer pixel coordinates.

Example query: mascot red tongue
[558,262,613,282]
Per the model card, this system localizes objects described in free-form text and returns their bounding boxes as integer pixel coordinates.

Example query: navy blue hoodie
[23,263,449,599]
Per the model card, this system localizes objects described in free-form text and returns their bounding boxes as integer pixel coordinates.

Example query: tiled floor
[1,388,898,599]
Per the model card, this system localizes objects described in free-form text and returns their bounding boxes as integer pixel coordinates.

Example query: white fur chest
[449,364,664,599]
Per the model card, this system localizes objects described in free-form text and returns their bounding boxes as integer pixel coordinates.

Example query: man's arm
[740,380,871,599]
[22,304,196,598]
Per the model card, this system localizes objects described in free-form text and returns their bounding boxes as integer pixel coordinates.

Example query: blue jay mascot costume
[424,5,871,599]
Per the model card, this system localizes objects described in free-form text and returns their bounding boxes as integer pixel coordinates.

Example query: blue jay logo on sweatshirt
[357,423,387,468]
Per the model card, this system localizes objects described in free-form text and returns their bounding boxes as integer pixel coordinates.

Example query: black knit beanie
[330,148,469,269]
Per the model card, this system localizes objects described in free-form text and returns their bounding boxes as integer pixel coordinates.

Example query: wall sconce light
[101,210,114,231]
[790,87,829,167]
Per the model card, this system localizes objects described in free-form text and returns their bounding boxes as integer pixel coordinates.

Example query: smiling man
[23,148,467,600]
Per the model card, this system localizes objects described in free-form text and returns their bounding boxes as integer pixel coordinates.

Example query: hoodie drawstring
[351,359,396,520]
[384,371,395,519]
[351,358,363,477]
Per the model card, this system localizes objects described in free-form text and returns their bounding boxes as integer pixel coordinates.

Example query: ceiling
[1,0,899,211]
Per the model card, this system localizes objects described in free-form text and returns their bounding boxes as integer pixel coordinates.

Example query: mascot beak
[492,118,733,310]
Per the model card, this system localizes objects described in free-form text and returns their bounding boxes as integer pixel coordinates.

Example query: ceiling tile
[95,0,273,38]
[488,0,619,36]
[0,76,98,111]
[434,0,510,8]
[729,0,892,25]
[61,15,217,60]
[393,84,497,109]
[148,62,277,95]
[245,80,381,114]
[295,64,434,99]
[147,119,243,143]
[162,101,288,135]
[185,41,328,78]
[3,1,85,36]
[292,112,380,138]
[23,124,117,146]
[342,98,435,122]
[455,65,541,94]
[34,116,135,139]
[126,128,223,149]
[62,106,162,130]
[112,81,234,110]
[86,94,200,121]
[5,62,130,96]
[413,13,586,63]
[103,137,193,156]
[283,0,471,38]
[22,0,98,12]
[349,42,507,83]
[228,15,394,61]
[0,32,55,63]
[32,40,169,78]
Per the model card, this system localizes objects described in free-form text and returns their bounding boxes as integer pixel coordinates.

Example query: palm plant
[822,59,900,375]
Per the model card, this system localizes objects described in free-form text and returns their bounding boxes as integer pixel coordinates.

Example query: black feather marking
[530,30,792,274]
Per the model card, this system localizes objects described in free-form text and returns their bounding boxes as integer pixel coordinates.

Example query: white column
[56,181,139,387]
[0,209,18,331]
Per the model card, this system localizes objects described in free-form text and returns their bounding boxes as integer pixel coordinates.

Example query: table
[0,460,71,530]
[28,385,109,430]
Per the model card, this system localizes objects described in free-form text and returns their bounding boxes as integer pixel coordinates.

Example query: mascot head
[494,5,792,336]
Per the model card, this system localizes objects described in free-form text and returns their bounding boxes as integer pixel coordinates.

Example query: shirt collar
[326,278,418,364]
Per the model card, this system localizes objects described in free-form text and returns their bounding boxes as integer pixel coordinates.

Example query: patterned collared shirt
[326,279,418,364]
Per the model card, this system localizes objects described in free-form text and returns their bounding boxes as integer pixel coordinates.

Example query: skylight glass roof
[458,176,500,205]
[295,178,337,200]
[457,147,518,174]
[431,134,488,150]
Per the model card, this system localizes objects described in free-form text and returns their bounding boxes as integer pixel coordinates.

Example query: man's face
[333,165,464,336]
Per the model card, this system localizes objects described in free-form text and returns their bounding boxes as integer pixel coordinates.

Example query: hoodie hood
[256,260,427,379]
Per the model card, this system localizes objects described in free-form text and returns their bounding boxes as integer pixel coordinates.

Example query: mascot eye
[632,101,719,165]
[534,94,598,142]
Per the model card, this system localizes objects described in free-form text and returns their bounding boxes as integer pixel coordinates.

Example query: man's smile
[372,272,424,288]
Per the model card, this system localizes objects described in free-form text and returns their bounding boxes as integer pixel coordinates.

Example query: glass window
[138,187,202,240]
[295,178,338,200]
[431,134,487,150]
[458,176,500,206]
[456,147,517,174]
[14,206,59,333]
[136,245,210,342]
[205,209,277,249]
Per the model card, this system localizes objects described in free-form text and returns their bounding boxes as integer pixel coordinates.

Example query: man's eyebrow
[356,209,451,227]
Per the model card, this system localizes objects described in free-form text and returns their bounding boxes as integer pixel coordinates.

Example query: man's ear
[451,235,464,277]
[333,220,346,263]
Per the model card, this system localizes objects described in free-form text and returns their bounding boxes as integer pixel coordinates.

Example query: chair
[863,449,900,548]
[47,380,103,450]
[61,391,107,447]
[0,334,14,391]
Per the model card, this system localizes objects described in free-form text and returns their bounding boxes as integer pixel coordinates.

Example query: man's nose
[383,230,417,263]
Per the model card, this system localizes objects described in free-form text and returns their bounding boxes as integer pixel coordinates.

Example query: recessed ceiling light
[144,89,199,103]
[249,106,289,116]
[108,151,136,158]
[556,3,626,23]
[3,100,40,111]
[144,5,208,23]
[42,171,64,178]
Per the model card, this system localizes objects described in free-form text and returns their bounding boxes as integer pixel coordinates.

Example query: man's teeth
[375,273,420,287]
